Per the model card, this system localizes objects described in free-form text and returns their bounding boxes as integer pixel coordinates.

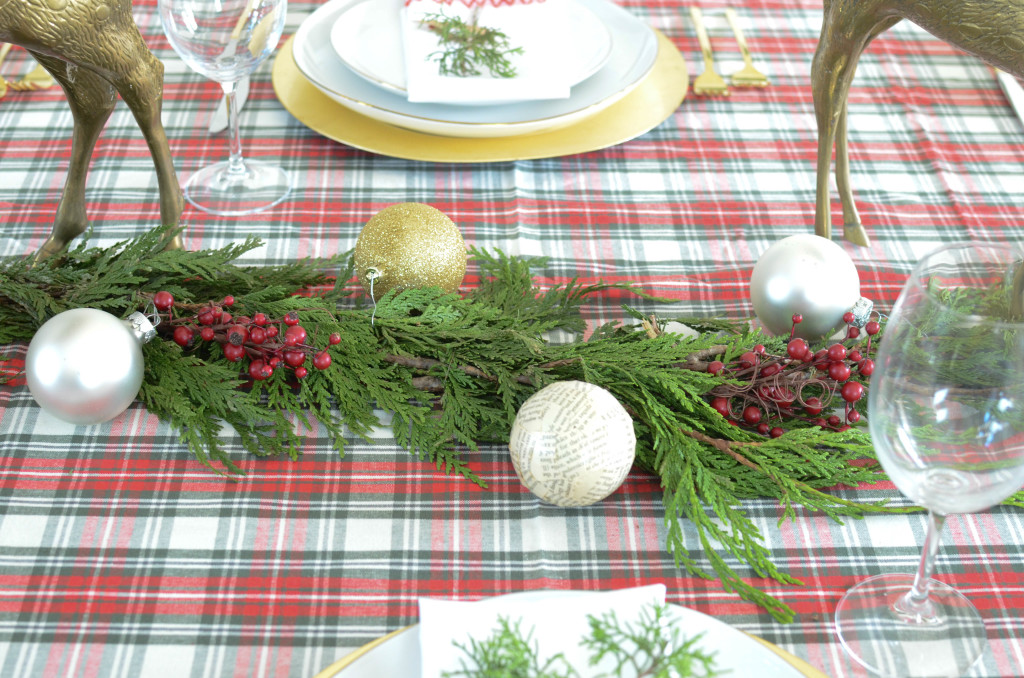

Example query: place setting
[272,0,688,161]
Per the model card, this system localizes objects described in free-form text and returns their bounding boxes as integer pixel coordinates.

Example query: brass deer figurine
[0,0,182,259]
[812,0,1024,246]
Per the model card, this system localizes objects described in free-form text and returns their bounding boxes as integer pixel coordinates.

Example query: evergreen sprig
[4,227,1015,621]
[583,604,720,678]
[444,603,720,678]
[421,10,524,78]
[445,616,578,678]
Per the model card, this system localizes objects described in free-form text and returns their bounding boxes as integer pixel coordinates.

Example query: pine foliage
[3,227,1010,622]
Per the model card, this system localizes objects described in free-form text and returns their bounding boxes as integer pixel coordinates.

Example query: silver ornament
[25,309,155,425]
[749,234,861,339]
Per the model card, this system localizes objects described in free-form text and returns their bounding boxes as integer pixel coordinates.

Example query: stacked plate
[289,0,664,139]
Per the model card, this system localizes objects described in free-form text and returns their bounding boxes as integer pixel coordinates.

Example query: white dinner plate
[313,591,825,677]
[292,0,658,137]
[330,0,613,103]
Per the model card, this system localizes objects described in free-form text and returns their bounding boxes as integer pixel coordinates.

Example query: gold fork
[0,42,55,99]
[689,7,729,96]
[724,8,769,87]
[0,43,12,98]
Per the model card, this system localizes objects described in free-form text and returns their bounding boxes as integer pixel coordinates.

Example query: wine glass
[159,0,290,215]
[835,242,1024,677]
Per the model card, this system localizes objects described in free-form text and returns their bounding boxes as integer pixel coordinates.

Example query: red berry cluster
[706,312,880,437]
[150,291,341,382]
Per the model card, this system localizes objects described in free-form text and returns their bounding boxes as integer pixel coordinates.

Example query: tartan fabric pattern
[2,0,1024,676]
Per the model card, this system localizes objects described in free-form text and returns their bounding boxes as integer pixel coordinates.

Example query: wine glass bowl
[836,242,1024,677]
[159,0,290,215]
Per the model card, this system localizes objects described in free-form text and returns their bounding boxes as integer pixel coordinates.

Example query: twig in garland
[681,429,919,516]
[384,353,582,387]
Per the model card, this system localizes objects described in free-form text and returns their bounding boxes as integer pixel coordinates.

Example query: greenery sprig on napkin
[422,10,523,78]
[445,604,720,678]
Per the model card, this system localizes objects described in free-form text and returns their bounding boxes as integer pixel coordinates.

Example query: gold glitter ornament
[354,203,467,301]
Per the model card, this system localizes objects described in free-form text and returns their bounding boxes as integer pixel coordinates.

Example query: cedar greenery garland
[0,225,1007,623]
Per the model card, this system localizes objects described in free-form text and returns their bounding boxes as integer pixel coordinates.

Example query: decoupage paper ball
[354,202,467,301]
[25,308,153,425]
[509,381,636,507]
[749,234,860,339]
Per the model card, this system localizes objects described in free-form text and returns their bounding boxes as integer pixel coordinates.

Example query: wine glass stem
[222,80,246,176]
[897,509,947,622]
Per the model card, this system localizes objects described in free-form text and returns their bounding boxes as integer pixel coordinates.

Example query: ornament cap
[847,297,874,328]
[125,311,157,344]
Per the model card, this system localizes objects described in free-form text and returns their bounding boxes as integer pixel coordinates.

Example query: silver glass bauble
[25,308,155,425]
[749,234,860,339]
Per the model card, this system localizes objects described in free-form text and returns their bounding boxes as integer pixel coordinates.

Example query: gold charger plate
[312,626,831,678]
[272,30,687,163]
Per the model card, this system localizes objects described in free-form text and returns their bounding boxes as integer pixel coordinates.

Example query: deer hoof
[32,237,67,264]
[162,230,184,251]
[844,223,871,248]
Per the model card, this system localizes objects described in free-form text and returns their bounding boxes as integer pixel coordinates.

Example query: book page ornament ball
[509,381,636,507]
[353,202,467,301]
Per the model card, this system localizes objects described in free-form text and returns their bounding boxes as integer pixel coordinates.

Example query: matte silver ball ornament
[749,234,861,339]
[25,308,155,425]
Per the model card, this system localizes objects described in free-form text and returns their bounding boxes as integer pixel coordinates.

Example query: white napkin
[401,0,576,104]
[419,584,667,678]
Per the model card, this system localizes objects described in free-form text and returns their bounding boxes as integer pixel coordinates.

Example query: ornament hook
[143,299,163,330]
[366,268,381,326]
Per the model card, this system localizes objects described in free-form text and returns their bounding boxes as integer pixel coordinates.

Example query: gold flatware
[13,62,54,91]
[0,43,12,98]
[689,7,729,96]
[725,8,769,87]
[0,42,55,98]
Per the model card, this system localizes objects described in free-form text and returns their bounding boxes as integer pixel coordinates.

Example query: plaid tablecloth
[2,0,1023,676]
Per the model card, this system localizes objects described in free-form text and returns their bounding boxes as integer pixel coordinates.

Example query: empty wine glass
[835,242,1024,677]
[159,0,290,215]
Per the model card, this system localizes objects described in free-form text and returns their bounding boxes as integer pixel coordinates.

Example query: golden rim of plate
[312,625,832,678]
[272,30,687,163]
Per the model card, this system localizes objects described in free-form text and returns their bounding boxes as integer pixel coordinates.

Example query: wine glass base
[835,573,986,677]
[184,159,291,216]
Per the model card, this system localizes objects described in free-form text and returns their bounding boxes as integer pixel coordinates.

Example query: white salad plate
[329,0,613,103]
[292,0,658,138]
[312,591,825,677]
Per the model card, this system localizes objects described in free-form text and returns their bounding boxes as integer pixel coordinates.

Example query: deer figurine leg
[27,52,118,260]
[105,50,184,252]
[832,102,873,247]
[812,0,899,245]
